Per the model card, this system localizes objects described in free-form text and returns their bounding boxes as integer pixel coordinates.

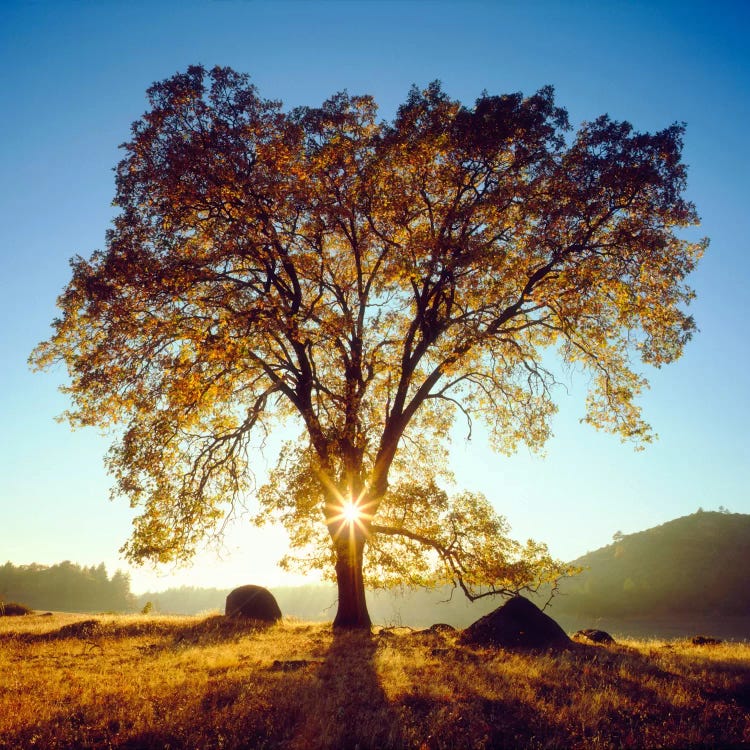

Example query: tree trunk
[332,535,371,629]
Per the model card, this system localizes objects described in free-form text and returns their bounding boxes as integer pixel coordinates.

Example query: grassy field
[1,613,748,749]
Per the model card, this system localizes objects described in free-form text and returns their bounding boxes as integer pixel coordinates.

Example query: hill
[547,510,750,620]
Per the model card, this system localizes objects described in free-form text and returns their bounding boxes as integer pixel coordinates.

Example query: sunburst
[340,500,363,524]
[317,471,374,544]
[328,494,373,541]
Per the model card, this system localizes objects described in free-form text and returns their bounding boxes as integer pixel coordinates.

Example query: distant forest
[0,561,134,613]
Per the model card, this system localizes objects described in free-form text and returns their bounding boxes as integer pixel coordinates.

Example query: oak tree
[32,66,704,628]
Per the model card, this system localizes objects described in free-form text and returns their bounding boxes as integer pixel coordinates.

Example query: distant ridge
[548,510,750,619]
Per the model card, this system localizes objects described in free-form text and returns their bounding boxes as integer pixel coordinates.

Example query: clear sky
[1,0,748,595]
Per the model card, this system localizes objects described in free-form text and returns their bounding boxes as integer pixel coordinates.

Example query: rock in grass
[573,628,616,645]
[0,602,32,616]
[225,585,282,622]
[691,635,723,645]
[460,596,570,649]
[425,623,457,635]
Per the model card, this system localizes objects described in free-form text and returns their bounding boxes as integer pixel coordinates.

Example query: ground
[1,612,748,749]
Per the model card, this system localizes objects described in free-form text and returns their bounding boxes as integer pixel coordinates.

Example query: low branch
[371,523,533,602]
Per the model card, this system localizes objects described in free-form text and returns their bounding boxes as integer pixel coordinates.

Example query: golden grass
[0,613,748,749]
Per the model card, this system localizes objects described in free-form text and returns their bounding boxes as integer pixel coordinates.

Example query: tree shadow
[118,628,405,749]
[286,629,405,749]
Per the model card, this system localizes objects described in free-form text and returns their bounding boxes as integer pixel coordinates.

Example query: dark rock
[0,602,32,616]
[425,623,457,635]
[691,635,723,645]
[573,628,616,644]
[460,596,570,649]
[225,585,282,622]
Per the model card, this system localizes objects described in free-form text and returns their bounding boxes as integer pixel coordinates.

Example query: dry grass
[0,613,748,749]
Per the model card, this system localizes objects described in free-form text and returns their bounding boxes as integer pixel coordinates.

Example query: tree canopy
[32,66,704,627]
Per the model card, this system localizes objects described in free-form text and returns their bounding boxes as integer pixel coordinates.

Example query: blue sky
[1,0,748,594]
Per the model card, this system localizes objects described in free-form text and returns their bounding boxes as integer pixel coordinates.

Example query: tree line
[0,561,135,613]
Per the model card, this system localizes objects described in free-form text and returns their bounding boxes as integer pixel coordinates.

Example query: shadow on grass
[4,626,404,750]
[286,629,404,749]
[4,625,750,750]
[500,641,750,749]
[2,614,271,646]
[148,629,400,749]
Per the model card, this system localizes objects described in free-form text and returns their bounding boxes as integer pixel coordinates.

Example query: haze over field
[4,511,748,640]
[1,0,748,595]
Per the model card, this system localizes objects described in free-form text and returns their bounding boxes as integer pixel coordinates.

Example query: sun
[341,500,362,524]
[316,469,374,541]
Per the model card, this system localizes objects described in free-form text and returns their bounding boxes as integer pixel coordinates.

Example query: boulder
[225,585,282,622]
[0,602,32,616]
[573,628,615,645]
[460,596,570,649]
[425,623,457,635]
[691,635,722,646]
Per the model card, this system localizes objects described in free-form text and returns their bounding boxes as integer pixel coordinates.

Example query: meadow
[1,612,748,749]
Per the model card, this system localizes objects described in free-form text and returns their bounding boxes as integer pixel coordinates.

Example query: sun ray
[315,469,375,544]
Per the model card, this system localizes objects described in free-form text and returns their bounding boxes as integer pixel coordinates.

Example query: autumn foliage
[32,66,704,627]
